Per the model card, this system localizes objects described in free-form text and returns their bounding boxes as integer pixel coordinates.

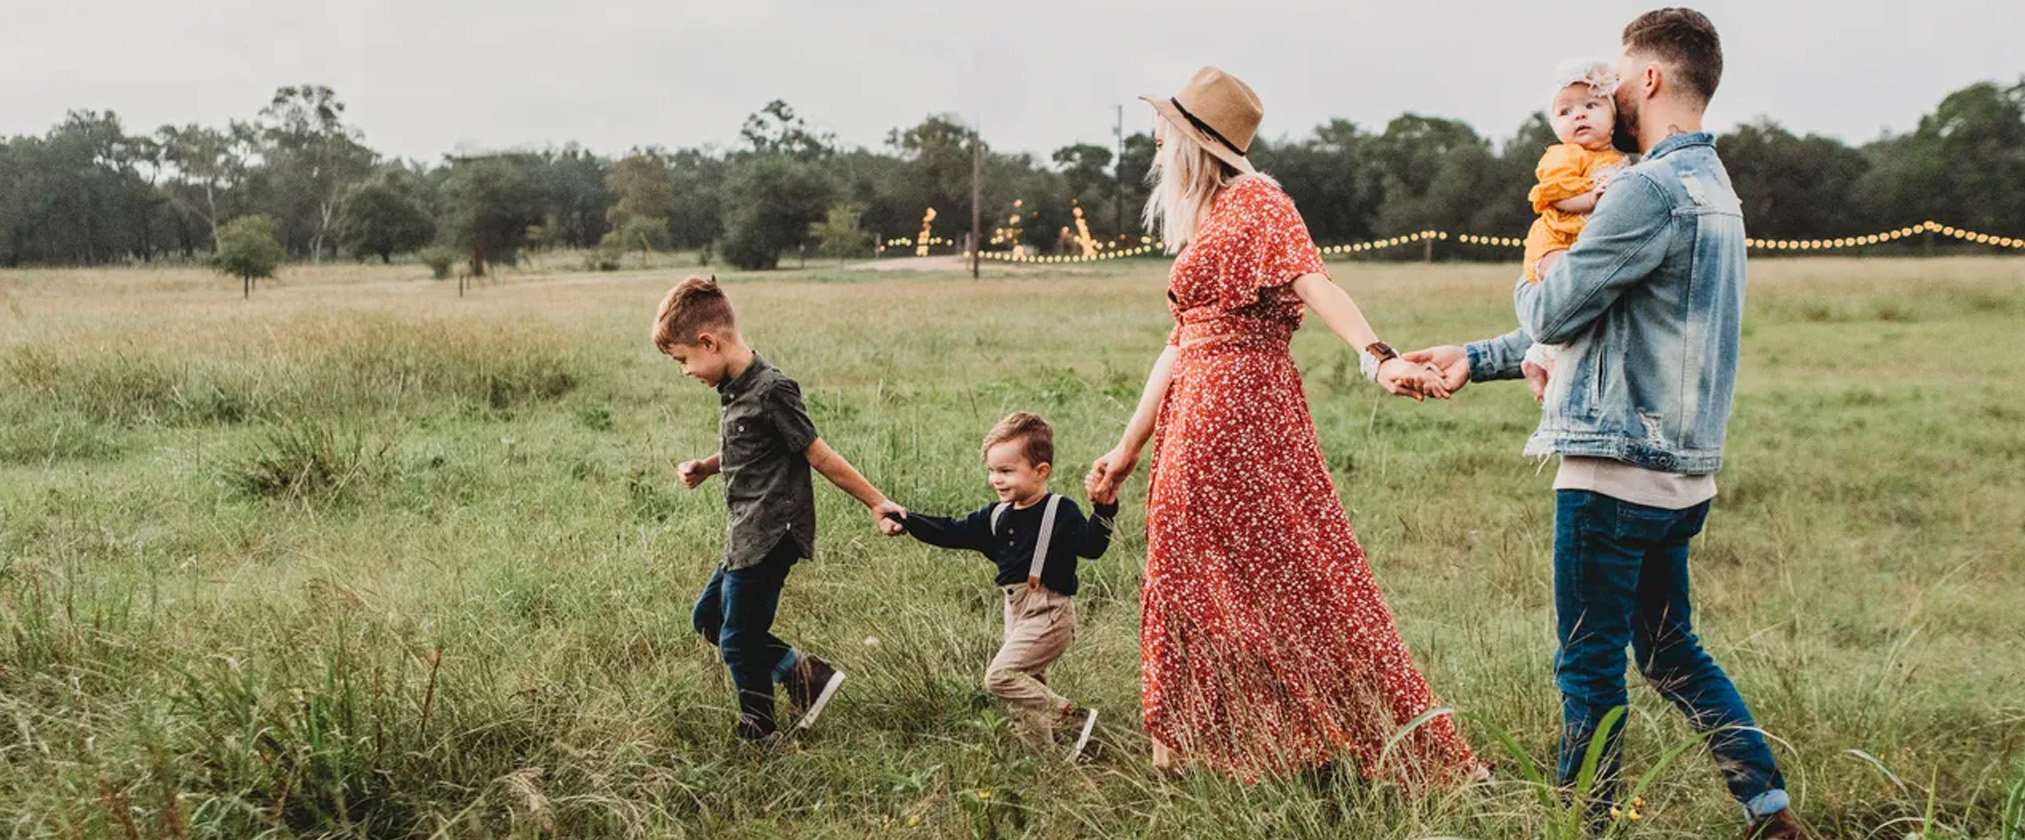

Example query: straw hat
[1141,66,1261,175]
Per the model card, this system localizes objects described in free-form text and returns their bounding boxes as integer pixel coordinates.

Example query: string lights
[1745,220,2025,251]
[928,219,2023,261]
[1457,233,1525,248]
[974,242,1166,263]
[1319,230,1452,254]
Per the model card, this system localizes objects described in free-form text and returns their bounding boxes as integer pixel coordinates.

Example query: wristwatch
[1359,341,1398,381]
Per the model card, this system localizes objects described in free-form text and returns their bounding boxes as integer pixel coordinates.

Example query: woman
[1086,66,1479,785]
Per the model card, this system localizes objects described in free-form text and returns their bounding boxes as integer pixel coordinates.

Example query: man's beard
[1612,90,1642,154]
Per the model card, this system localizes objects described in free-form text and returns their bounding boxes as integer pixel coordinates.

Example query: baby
[1522,59,1628,380]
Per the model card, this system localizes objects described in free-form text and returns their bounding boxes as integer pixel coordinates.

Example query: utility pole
[1113,104,1125,243]
[971,123,983,280]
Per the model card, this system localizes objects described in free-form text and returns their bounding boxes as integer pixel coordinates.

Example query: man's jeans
[1553,490,1788,820]
[693,538,804,737]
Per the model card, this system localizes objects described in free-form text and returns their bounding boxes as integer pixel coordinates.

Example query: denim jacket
[1466,132,1745,475]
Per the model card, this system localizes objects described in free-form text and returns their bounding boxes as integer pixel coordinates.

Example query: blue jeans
[692,538,804,737]
[1553,490,1788,820]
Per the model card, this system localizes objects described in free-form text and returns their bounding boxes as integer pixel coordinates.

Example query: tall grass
[0,256,2020,837]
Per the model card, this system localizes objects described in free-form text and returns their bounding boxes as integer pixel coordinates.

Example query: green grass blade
[1574,705,1627,801]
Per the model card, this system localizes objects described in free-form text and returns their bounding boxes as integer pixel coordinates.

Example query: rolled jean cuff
[1743,789,1789,822]
[772,647,804,682]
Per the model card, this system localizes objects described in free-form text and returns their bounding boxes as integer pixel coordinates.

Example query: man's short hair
[1623,8,1723,106]
[982,412,1054,468]
[652,275,737,351]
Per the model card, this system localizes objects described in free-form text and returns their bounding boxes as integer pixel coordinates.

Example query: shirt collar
[716,352,771,401]
[1010,492,1054,511]
[1644,131,1713,161]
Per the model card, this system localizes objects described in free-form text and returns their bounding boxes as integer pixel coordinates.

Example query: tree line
[3,79,2021,274]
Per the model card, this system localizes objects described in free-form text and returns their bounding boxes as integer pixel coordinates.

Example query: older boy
[655,275,906,742]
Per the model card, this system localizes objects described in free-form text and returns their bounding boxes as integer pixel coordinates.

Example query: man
[1409,9,1815,839]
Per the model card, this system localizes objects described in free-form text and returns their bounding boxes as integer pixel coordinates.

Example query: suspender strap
[1027,494,1063,591]
[990,502,1011,537]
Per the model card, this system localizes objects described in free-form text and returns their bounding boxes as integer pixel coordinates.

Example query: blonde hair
[981,411,1054,467]
[1141,130,1270,253]
[651,274,737,352]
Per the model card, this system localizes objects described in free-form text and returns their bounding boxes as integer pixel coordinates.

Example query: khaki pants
[984,585,1077,750]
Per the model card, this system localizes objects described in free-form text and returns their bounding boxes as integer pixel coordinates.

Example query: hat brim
[1140,95,1256,175]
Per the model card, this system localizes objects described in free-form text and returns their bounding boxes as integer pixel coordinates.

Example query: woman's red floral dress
[1142,175,1478,783]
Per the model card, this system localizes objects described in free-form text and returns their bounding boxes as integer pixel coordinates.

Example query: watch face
[1369,341,1398,360]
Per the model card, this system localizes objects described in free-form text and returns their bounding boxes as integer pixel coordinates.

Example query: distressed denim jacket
[1466,132,1745,475]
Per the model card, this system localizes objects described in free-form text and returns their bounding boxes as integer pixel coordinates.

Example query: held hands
[872,500,908,536]
[1400,345,1471,395]
[1397,344,1554,402]
[1085,444,1139,504]
[1087,470,1121,506]
[1375,356,1451,401]
[676,457,719,489]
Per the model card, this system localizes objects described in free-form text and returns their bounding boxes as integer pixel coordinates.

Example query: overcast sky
[4,0,2019,162]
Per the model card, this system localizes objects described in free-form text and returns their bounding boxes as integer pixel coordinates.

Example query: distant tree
[1252,120,1381,244]
[7,72,2025,271]
[720,155,833,270]
[533,145,613,248]
[1367,114,1494,236]
[1719,118,1871,241]
[2,111,165,265]
[809,204,873,258]
[1470,113,1560,238]
[604,151,673,254]
[256,85,375,261]
[441,156,544,276]
[336,171,436,262]
[156,123,252,251]
[1891,80,2025,233]
[1115,132,1155,239]
[888,115,975,215]
[1052,143,1113,196]
[1052,142,1118,239]
[741,100,835,162]
[989,150,1071,252]
[603,216,670,258]
[667,148,728,249]
[215,214,285,297]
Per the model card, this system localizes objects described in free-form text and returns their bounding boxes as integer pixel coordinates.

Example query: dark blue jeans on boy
[693,537,804,738]
[1553,490,1788,820]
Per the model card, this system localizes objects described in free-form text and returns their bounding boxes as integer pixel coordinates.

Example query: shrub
[810,204,873,258]
[215,215,286,297]
[222,421,391,503]
[719,156,832,270]
[421,246,458,280]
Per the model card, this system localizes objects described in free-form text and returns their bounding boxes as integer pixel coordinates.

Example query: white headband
[1553,58,1619,98]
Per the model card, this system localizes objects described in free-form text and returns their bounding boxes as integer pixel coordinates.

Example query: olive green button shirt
[715,354,819,569]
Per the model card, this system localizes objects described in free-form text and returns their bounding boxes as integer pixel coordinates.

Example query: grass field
[1,254,2021,839]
